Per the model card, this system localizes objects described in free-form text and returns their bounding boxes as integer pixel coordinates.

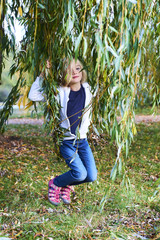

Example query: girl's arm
[28,76,45,102]
[28,60,51,102]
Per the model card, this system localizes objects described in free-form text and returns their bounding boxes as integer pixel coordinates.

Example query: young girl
[28,58,97,205]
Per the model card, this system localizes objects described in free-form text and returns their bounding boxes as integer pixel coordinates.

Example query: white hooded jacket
[28,77,94,140]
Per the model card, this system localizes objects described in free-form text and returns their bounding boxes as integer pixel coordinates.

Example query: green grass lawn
[0,123,160,239]
[134,106,160,115]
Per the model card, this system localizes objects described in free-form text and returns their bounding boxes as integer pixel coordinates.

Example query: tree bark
[0,0,5,84]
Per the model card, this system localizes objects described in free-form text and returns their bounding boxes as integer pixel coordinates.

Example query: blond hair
[61,58,87,87]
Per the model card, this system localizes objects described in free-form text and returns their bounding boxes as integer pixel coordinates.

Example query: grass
[134,106,160,115]
[0,123,160,239]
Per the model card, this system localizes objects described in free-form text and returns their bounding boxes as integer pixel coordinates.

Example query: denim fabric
[54,139,97,187]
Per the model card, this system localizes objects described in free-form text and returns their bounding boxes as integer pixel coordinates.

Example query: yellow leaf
[15,231,23,237]
[18,6,23,17]
[23,94,27,107]
[17,96,23,109]
[24,101,33,110]
[16,168,23,173]
[132,123,137,135]
[29,8,33,17]
[23,86,30,107]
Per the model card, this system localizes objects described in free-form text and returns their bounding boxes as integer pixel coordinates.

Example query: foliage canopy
[0,0,159,179]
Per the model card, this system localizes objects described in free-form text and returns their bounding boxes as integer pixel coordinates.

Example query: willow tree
[0,0,13,83]
[0,0,159,181]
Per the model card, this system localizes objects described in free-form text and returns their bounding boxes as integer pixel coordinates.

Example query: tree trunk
[0,0,5,84]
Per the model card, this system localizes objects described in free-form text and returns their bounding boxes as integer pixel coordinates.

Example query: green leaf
[109,25,119,34]
[106,46,118,58]
[95,33,103,52]
[115,55,121,73]
[38,3,46,10]
[121,67,125,81]
[128,0,137,4]
[105,34,118,58]
[139,28,144,42]
[93,124,100,136]
[83,37,87,57]
[133,37,138,56]
[111,85,120,98]
[125,18,131,30]
[118,158,122,174]
[75,32,82,52]
[107,36,117,54]
[134,14,139,30]
[135,48,141,67]
[105,50,110,67]
[103,0,108,18]
[110,162,117,181]
[101,53,106,71]
[126,139,129,158]
[126,30,130,55]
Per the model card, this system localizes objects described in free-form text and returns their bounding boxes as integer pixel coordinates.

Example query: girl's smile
[72,75,79,79]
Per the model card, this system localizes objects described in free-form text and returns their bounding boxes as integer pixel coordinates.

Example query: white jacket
[28,77,94,140]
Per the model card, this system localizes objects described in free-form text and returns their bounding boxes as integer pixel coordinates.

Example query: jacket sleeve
[28,76,45,102]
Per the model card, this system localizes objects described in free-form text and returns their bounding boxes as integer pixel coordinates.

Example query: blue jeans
[54,139,97,187]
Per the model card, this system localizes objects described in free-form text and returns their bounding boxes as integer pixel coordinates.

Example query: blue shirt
[67,85,85,135]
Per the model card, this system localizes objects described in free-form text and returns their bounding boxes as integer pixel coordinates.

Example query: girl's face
[66,59,82,86]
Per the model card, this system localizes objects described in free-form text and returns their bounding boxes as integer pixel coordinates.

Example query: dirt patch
[132,115,160,123]
[117,115,160,123]
[6,115,160,125]
[7,118,44,125]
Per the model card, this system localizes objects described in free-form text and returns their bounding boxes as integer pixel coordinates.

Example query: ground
[6,115,160,125]
[0,115,159,239]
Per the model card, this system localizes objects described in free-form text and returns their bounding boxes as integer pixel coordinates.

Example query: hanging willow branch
[0,0,159,182]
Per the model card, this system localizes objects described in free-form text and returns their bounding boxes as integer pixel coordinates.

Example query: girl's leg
[53,140,87,187]
[75,139,97,184]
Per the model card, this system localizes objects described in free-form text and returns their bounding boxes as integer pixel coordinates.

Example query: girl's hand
[46,60,51,69]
